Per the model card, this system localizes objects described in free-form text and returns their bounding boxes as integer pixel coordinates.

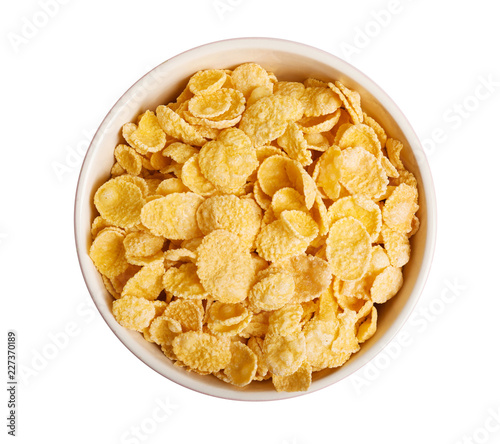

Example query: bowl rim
[74,36,437,401]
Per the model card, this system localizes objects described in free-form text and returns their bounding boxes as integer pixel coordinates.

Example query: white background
[2,1,500,443]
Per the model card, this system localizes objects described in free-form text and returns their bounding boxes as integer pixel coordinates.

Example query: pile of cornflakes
[89,63,419,392]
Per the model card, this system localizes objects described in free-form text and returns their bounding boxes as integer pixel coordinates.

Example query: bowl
[74,37,436,401]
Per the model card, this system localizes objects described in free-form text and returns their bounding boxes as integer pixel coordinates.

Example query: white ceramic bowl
[74,37,436,401]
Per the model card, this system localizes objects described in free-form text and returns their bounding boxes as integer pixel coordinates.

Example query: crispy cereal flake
[326,217,372,281]
[223,342,258,387]
[263,332,306,376]
[172,331,230,373]
[249,268,295,311]
[339,146,388,199]
[140,193,204,240]
[382,183,419,233]
[196,230,256,303]
[112,296,156,332]
[94,178,145,228]
[371,266,403,304]
[163,263,209,300]
[272,361,311,392]
[90,228,128,278]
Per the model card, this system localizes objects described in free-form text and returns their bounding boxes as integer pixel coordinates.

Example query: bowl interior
[75,38,435,401]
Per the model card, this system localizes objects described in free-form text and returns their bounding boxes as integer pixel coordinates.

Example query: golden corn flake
[318,287,339,323]
[386,137,405,170]
[128,110,167,153]
[91,62,421,393]
[326,217,372,281]
[247,85,273,107]
[181,154,217,196]
[140,193,204,240]
[274,81,306,99]
[108,265,141,295]
[150,151,171,172]
[278,254,333,304]
[110,162,126,177]
[303,78,328,88]
[257,155,294,197]
[188,88,232,118]
[330,309,360,354]
[285,159,317,209]
[331,81,363,124]
[272,360,312,392]
[112,295,156,332]
[327,195,382,242]
[163,299,204,332]
[271,187,307,218]
[191,124,220,140]
[188,69,227,95]
[163,263,208,300]
[333,277,370,312]
[303,132,330,152]
[197,230,256,303]
[337,123,382,160]
[180,237,203,253]
[356,306,378,343]
[198,128,258,194]
[253,182,272,211]
[184,88,246,129]
[239,311,270,339]
[121,259,165,300]
[409,215,420,238]
[371,265,403,304]
[231,63,272,98]
[381,156,399,178]
[162,142,198,164]
[249,268,295,312]
[382,183,419,233]
[268,304,303,336]
[263,332,306,376]
[94,178,145,228]
[114,144,142,176]
[255,219,309,263]
[122,122,140,150]
[281,210,319,242]
[314,145,342,200]
[126,251,164,267]
[382,225,411,267]
[302,86,342,117]
[393,169,418,189]
[366,245,390,279]
[102,274,121,299]
[123,231,164,258]
[363,113,387,147]
[340,146,388,199]
[172,331,231,373]
[297,109,341,134]
[89,228,129,278]
[303,317,339,370]
[163,248,196,263]
[277,122,313,166]
[206,302,252,337]
[90,215,114,239]
[239,95,303,146]
[196,194,262,248]
[156,105,207,146]
[223,342,258,387]
[149,315,181,346]
[247,337,270,381]
[156,178,189,196]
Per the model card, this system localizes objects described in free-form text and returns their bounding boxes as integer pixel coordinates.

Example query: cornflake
[89,62,420,393]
